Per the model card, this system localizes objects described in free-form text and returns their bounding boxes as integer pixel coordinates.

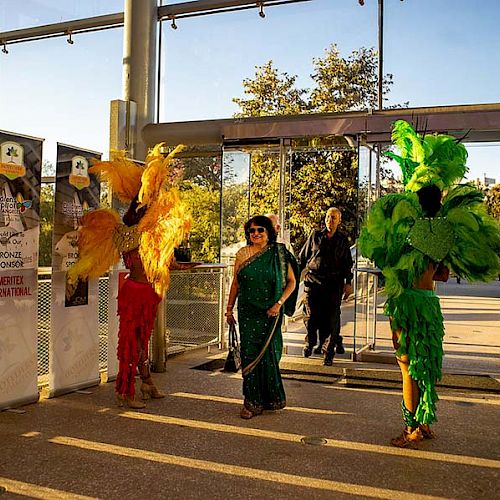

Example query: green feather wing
[440,184,500,281]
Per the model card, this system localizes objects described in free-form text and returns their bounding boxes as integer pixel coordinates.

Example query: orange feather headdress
[68,144,191,297]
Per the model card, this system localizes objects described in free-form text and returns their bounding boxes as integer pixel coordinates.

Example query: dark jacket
[298,229,353,287]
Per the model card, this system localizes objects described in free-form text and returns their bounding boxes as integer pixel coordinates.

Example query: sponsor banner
[49,144,101,395]
[0,130,42,409]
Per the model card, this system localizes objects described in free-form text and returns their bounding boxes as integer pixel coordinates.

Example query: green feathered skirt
[384,289,444,425]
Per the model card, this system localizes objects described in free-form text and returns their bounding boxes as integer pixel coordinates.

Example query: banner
[49,144,101,396]
[0,130,43,409]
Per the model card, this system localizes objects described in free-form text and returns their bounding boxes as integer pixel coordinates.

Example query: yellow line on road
[120,411,500,470]
[171,392,351,415]
[48,436,445,500]
[322,385,500,406]
[0,477,97,500]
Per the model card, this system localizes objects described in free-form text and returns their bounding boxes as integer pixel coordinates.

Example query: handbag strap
[229,323,239,348]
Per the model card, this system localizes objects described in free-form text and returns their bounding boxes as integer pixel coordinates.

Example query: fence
[36,265,225,384]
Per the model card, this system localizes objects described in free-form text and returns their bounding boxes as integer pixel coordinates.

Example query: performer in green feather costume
[359,120,500,448]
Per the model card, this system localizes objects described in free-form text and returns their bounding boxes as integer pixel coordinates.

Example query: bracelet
[277,299,283,306]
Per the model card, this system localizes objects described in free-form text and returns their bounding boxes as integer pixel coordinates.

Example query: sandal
[390,427,422,448]
[419,424,436,439]
[240,407,254,419]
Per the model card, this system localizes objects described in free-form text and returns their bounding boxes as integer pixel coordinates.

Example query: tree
[232,44,397,249]
[233,61,308,117]
[310,45,393,112]
[38,183,54,267]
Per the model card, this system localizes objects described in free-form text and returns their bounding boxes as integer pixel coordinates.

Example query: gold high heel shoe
[117,394,146,409]
[140,378,166,400]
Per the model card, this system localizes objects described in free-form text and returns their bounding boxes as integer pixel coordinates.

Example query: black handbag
[224,323,241,372]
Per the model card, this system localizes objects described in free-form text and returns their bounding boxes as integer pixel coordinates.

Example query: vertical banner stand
[0,130,43,409]
[48,144,101,397]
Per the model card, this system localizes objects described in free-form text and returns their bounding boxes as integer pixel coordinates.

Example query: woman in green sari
[226,216,299,419]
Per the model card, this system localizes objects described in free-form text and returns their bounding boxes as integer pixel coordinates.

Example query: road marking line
[171,392,351,415]
[48,436,446,500]
[321,385,500,405]
[120,411,500,469]
[0,477,97,500]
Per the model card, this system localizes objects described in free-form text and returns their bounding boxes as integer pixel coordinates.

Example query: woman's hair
[417,184,442,217]
[244,215,277,245]
[122,194,147,227]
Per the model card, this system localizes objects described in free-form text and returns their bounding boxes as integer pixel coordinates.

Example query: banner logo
[16,193,32,213]
[0,141,26,180]
[68,156,90,190]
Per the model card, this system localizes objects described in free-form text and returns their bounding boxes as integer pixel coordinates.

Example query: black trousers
[303,283,343,355]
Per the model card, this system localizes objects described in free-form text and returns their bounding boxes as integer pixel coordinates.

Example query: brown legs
[138,349,165,400]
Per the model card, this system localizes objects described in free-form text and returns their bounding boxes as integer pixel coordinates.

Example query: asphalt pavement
[0,280,499,499]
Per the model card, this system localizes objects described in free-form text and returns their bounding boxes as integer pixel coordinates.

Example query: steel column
[123,0,158,160]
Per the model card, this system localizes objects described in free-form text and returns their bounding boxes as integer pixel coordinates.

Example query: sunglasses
[248,227,266,234]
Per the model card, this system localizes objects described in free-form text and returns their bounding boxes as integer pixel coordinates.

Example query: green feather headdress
[385,120,468,192]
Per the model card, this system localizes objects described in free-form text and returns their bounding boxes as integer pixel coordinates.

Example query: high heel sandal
[390,427,422,448]
[419,424,436,439]
[140,378,166,400]
[117,394,146,409]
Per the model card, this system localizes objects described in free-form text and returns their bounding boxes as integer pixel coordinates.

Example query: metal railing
[36,265,225,381]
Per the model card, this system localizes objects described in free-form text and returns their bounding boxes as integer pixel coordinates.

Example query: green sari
[237,243,299,414]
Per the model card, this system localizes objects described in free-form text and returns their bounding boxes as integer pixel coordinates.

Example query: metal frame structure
[0,1,312,46]
[143,103,500,147]
[3,1,500,367]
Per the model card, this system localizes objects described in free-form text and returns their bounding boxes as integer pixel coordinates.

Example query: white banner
[0,131,42,409]
[49,144,101,396]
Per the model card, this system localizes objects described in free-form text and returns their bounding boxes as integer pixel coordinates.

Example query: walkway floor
[1,281,499,499]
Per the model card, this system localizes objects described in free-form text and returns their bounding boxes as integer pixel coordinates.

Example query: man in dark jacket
[298,207,353,366]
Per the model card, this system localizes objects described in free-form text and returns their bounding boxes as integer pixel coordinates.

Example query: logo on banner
[68,156,90,190]
[0,142,26,180]
[16,193,32,213]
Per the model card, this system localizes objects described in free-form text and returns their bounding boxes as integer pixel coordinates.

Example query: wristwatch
[277,299,283,305]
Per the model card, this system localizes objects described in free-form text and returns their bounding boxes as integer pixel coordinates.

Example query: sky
[0,0,499,182]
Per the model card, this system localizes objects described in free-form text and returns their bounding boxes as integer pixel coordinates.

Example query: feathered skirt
[115,278,161,397]
[385,288,444,424]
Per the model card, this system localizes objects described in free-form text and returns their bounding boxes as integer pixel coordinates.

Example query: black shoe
[313,347,323,355]
[303,346,312,358]
[335,343,345,355]
[323,355,334,366]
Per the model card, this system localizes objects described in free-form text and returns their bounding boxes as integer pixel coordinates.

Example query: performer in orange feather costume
[68,144,193,409]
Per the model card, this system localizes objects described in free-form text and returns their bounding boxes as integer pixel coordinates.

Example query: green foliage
[180,181,220,263]
[231,44,396,249]
[233,61,308,117]
[310,45,392,112]
[39,183,54,267]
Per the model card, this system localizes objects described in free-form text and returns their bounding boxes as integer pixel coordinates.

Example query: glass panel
[353,144,379,356]
[175,147,222,263]
[220,149,250,313]
[287,140,357,254]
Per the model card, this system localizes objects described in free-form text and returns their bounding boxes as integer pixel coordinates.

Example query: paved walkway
[1,281,499,499]
[282,280,500,386]
[1,347,500,499]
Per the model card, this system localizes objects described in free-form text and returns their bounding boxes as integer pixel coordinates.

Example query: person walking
[298,207,353,366]
[225,215,299,419]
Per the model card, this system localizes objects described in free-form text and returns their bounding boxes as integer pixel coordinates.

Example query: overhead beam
[0,0,311,45]
[142,103,500,147]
